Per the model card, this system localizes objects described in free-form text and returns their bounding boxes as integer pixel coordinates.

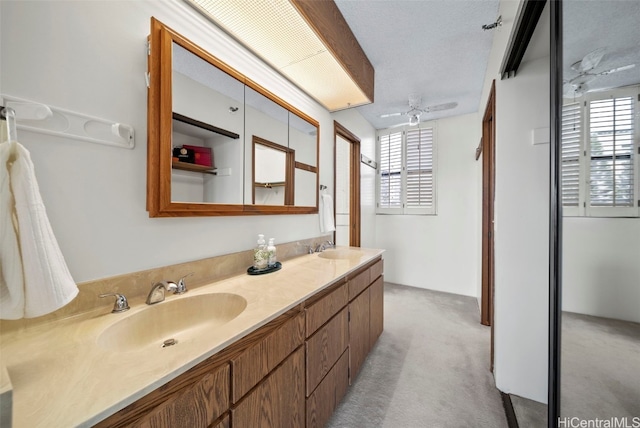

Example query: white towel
[0,142,25,319]
[0,142,78,319]
[319,193,336,233]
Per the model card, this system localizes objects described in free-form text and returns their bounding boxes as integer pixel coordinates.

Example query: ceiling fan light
[409,113,420,126]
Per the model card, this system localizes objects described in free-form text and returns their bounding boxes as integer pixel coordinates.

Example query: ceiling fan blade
[596,63,636,75]
[577,47,607,72]
[388,122,411,129]
[423,102,458,113]
[379,112,404,118]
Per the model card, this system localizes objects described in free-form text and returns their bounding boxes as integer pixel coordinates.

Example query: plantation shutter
[379,131,402,211]
[588,96,635,208]
[405,128,434,210]
[561,102,582,207]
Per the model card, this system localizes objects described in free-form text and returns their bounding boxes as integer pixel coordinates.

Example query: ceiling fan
[563,47,636,98]
[380,95,457,126]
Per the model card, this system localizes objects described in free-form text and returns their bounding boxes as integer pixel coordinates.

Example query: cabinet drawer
[306,307,348,396]
[305,282,348,337]
[306,349,349,428]
[348,267,371,301]
[231,311,304,402]
[133,363,230,428]
[369,258,383,282]
[231,347,305,428]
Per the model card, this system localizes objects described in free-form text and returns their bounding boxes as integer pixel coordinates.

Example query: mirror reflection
[560,1,640,422]
[252,136,294,205]
[171,42,244,204]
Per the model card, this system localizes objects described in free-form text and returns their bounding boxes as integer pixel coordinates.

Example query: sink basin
[317,249,364,260]
[97,293,247,352]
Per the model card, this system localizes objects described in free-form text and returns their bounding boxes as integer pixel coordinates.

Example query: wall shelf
[172,159,216,175]
[172,112,239,140]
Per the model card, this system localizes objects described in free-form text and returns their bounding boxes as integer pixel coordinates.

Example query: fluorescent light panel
[186,0,369,111]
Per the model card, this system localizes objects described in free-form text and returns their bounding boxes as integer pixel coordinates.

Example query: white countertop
[0,247,383,428]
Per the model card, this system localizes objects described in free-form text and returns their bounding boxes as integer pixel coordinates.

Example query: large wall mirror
[551,1,640,425]
[147,18,319,216]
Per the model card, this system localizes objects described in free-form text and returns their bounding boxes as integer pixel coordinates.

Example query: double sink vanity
[0,247,384,427]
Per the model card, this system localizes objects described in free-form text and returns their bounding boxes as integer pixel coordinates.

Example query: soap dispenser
[254,234,268,270]
[267,238,277,267]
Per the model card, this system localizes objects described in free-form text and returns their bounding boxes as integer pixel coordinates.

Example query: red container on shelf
[182,145,213,167]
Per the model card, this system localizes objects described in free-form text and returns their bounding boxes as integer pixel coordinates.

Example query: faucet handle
[99,293,130,313]
[175,272,194,294]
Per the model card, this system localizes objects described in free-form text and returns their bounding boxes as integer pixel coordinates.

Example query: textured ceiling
[334,0,500,129]
[563,0,640,97]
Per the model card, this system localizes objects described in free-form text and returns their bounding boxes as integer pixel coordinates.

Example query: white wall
[331,108,377,248]
[375,113,480,297]
[0,0,335,283]
[478,0,550,403]
[563,217,640,323]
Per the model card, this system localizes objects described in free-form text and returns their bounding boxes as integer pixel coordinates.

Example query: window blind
[588,96,635,208]
[379,131,402,209]
[561,102,582,207]
[406,128,434,208]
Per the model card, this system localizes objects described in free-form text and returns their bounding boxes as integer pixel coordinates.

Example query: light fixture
[409,113,420,127]
[184,0,374,111]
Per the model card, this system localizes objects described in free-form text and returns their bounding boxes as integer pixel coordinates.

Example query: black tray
[247,261,282,275]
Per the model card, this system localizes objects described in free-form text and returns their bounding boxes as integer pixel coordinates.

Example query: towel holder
[1,94,135,149]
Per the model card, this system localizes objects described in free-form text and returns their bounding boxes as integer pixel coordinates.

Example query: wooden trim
[334,121,362,247]
[294,161,317,173]
[481,81,496,374]
[290,0,374,104]
[500,0,548,79]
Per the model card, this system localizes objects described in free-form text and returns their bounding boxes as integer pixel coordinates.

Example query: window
[561,87,639,217]
[377,124,436,215]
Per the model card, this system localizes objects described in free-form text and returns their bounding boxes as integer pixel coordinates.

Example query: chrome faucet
[99,292,130,313]
[175,273,194,294]
[315,240,335,252]
[146,280,178,305]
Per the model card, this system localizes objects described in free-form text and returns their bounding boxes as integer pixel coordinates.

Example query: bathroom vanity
[0,247,383,427]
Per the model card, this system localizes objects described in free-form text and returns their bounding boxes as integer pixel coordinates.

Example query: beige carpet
[327,283,508,428]
[561,312,640,421]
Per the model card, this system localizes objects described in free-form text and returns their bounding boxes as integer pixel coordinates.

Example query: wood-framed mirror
[147,17,319,217]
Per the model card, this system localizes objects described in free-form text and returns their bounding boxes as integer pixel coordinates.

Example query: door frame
[481,81,496,369]
[334,121,361,247]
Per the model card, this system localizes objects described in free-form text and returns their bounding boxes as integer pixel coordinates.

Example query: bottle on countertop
[254,234,268,270]
[267,238,277,267]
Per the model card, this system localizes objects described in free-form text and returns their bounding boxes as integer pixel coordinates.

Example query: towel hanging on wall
[319,192,336,233]
[0,123,78,319]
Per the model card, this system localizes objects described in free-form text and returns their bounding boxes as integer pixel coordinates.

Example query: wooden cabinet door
[133,364,230,428]
[348,288,370,382]
[231,347,305,428]
[369,276,384,347]
[306,350,349,428]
